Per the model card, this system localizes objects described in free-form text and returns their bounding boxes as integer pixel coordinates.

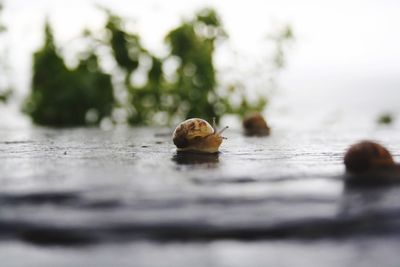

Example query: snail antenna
[217,126,229,135]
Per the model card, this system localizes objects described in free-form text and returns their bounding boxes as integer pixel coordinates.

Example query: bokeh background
[1,0,400,130]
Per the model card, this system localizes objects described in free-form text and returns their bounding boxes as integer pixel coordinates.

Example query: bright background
[1,0,400,129]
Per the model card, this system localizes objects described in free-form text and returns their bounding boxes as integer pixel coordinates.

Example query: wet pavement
[1,125,400,266]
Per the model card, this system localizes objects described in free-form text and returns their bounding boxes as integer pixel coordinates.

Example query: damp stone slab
[1,126,400,266]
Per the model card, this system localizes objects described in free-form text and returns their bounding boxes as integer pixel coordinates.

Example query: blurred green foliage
[0,2,5,33]
[0,2,11,103]
[24,22,115,126]
[268,25,294,69]
[163,9,222,121]
[105,8,271,125]
[377,113,394,125]
[0,89,11,103]
[24,8,292,127]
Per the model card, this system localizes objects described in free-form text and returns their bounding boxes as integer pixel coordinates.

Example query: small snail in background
[242,112,270,136]
[344,141,395,173]
[173,118,228,153]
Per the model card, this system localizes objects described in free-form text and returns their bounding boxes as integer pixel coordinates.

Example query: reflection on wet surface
[172,151,220,166]
[344,165,400,186]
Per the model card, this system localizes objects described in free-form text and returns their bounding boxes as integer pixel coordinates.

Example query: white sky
[2,0,400,128]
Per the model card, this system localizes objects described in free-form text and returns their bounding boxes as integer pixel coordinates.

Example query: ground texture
[1,126,400,266]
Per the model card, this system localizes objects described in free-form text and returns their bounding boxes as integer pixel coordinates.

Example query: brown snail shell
[243,112,270,136]
[344,140,395,173]
[172,118,228,153]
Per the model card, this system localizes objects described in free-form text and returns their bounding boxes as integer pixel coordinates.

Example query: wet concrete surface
[1,126,400,266]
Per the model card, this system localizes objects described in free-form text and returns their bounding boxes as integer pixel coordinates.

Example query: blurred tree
[0,2,3,32]
[104,8,270,125]
[0,2,12,103]
[164,8,225,122]
[268,24,294,70]
[103,11,156,124]
[24,21,115,126]
[24,8,293,127]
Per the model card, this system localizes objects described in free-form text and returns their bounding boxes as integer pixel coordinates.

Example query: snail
[172,118,228,153]
[242,112,270,136]
[344,141,395,173]
[344,140,400,185]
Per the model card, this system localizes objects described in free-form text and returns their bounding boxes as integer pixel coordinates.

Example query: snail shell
[344,140,395,173]
[243,112,270,136]
[172,118,228,153]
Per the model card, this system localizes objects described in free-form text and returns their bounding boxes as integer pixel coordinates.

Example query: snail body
[172,118,228,153]
[242,112,270,136]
